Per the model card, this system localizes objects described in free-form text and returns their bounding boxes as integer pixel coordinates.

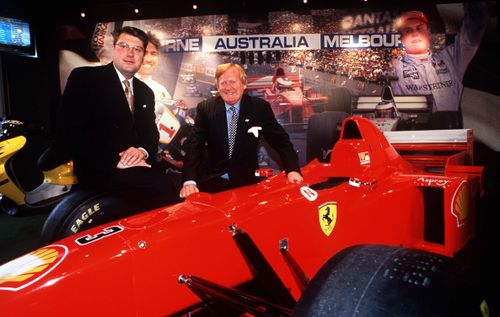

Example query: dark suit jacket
[58,63,158,185]
[182,94,300,187]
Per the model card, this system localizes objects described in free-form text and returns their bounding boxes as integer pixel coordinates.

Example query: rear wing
[354,95,432,129]
[355,95,431,112]
[383,129,475,171]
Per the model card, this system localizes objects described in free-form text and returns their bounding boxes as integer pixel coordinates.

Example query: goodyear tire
[40,190,140,246]
[306,111,349,163]
[292,245,485,317]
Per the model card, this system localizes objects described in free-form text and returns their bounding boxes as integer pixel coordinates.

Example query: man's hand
[117,147,150,168]
[117,160,151,169]
[287,171,303,184]
[180,183,199,199]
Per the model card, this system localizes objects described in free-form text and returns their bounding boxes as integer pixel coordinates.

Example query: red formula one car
[0,117,487,316]
[247,67,328,123]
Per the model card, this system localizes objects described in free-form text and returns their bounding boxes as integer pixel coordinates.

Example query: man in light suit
[58,26,180,209]
[180,63,303,198]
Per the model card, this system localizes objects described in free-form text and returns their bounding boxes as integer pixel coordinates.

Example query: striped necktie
[228,106,238,158]
[123,79,134,112]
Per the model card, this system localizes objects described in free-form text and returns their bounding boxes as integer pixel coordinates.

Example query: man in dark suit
[180,63,303,198]
[58,26,180,209]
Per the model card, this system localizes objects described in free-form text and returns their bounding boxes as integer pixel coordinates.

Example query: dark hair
[113,26,148,50]
[147,31,161,50]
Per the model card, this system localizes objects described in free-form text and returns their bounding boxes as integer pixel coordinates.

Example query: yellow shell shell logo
[451,181,469,227]
[318,202,337,236]
[0,245,68,291]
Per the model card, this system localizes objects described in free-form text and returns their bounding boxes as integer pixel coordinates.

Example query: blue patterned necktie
[228,106,238,158]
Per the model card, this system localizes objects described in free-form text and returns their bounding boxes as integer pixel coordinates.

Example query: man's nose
[409,29,421,35]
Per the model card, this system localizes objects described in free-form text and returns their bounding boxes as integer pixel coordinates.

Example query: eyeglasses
[115,42,144,54]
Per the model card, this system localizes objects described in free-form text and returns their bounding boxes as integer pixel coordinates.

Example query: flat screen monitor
[0,16,37,58]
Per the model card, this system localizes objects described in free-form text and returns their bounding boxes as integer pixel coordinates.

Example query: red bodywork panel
[0,117,483,316]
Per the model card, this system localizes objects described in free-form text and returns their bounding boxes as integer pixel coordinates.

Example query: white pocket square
[248,126,262,138]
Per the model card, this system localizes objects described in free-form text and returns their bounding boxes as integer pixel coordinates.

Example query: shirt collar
[225,101,241,113]
[404,52,432,63]
[113,64,134,90]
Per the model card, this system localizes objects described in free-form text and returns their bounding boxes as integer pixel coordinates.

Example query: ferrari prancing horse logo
[318,202,337,236]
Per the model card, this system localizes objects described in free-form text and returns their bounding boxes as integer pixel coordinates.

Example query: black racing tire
[328,87,352,112]
[40,189,140,246]
[306,111,349,163]
[277,107,303,124]
[292,244,485,317]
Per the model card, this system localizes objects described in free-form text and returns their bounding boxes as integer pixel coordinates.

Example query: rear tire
[328,87,352,112]
[40,190,141,246]
[292,244,485,317]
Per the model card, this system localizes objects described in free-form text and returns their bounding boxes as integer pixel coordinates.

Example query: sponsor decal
[432,59,449,74]
[300,186,318,201]
[0,245,68,291]
[318,202,337,236]
[404,80,454,92]
[70,202,101,233]
[338,10,398,33]
[451,181,469,227]
[416,177,450,187]
[403,65,420,79]
[75,225,124,245]
[358,151,371,165]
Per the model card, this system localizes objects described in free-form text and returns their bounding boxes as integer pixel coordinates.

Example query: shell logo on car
[318,202,337,236]
[452,181,470,227]
[0,245,68,291]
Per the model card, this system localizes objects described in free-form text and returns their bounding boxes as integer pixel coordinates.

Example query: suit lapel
[232,95,253,157]
[238,95,253,132]
[132,77,144,113]
[106,64,134,123]
[214,98,230,157]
